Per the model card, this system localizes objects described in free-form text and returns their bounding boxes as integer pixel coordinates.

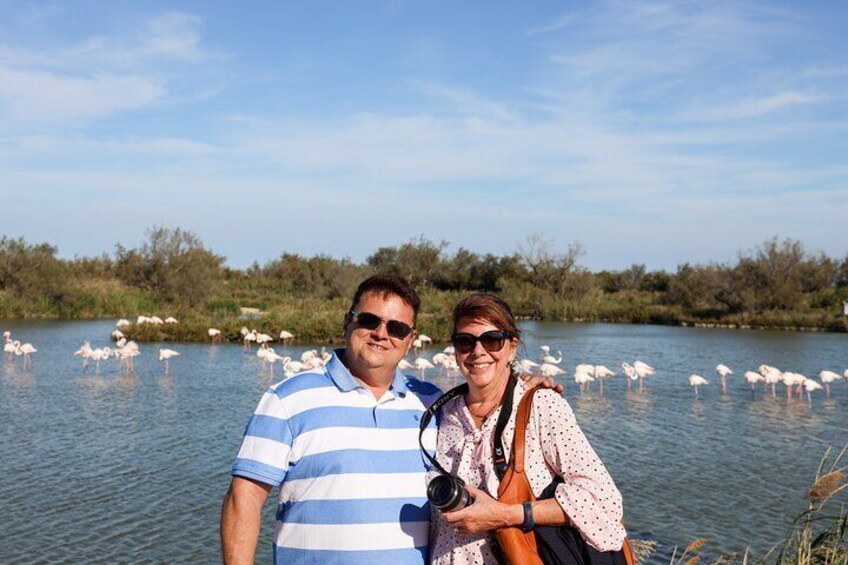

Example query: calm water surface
[1,320,846,563]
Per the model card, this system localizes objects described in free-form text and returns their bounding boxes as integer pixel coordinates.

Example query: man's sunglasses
[450,330,513,354]
[348,310,414,339]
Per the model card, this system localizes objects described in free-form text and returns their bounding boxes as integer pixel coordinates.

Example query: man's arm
[220,476,273,565]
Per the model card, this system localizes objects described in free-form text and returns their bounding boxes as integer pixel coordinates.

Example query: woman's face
[453,316,518,391]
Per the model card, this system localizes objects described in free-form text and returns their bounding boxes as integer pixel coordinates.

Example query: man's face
[343,291,416,379]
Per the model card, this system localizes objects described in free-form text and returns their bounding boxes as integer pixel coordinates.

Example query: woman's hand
[441,485,522,534]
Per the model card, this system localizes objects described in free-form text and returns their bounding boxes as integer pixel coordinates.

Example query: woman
[429,293,626,564]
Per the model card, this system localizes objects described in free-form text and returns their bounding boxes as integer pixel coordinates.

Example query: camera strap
[418,373,518,478]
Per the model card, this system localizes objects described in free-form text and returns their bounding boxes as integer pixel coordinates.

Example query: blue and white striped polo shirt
[232,349,441,565]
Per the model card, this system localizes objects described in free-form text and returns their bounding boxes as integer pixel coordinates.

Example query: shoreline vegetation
[1,228,846,342]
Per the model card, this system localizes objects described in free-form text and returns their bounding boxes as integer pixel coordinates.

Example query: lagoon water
[1,319,846,563]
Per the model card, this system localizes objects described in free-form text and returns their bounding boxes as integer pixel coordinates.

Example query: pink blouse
[429,379,626,564]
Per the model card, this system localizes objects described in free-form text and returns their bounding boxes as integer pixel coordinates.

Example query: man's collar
[327,348,409,396]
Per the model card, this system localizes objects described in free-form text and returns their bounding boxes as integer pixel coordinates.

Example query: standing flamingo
[633,360,655,393]
[18,342,37,368]
[743,371,764,397]
[593,365,616,395]
[574,369,595,392]
[621,362,638,391]
[208,328,222,343]
[688,374,709,398]
[74,342,93,372]
[715,364,733,395]
[802,378,823,404]
[414,357,434,378]
[159,349,180,372]
[818,370,841,398]
[539,363,566,378]
[541,351,563,365]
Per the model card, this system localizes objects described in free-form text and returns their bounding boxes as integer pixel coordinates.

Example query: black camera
[427,474,475,512]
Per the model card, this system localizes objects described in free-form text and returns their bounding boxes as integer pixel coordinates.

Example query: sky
[1,0,846,271]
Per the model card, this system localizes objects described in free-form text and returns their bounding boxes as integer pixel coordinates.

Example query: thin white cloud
[687,91,829,121]
[145,12,207,62]
[0,66,165,122]
[0,10,222,127]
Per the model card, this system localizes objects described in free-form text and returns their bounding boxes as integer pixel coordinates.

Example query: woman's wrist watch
[521,502,535,531]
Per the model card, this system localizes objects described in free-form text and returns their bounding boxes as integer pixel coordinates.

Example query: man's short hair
[349,275,421,324]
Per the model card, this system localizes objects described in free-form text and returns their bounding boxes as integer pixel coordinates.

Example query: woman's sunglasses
[450,330,512,354]
[348,310,414,339]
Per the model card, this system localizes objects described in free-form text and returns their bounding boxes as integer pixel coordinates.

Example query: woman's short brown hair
[451,293,522,340]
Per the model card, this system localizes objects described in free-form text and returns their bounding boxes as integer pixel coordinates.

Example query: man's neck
[341,352,395,400]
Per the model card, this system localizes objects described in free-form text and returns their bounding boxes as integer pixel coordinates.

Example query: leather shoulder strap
[508,384,542,473]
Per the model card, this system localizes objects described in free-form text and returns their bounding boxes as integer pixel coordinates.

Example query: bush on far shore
[1,229,847,341]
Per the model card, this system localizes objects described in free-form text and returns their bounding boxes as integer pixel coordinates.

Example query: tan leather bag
[494,386,635,565]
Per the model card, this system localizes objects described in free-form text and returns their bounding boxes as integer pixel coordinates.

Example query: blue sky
[2,0,846,270]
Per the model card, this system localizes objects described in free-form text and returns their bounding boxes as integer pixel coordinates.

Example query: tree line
[1,227,847,332]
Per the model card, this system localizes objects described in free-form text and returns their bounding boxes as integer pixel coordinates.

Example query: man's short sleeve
[231,387,294,487]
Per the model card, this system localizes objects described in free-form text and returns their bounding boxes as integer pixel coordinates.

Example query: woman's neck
[466,371,510,408]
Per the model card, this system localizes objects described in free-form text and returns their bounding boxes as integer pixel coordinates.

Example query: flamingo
[243,330,257,349]
[432,352,449,375]
[688,374,709,398]
[414,357,434,377]
[802,378,823,404]
[18,342,37,368]
[541,351,563,365]
[159,348,180,372]
[760,366,783,397]
[208,328,222,342]
[283,360,308,377]
[116,319,131,328]
[539,363,566,378]
[149,316,164,324]
[781,372,805,401]
[593,365,616,395]
[574,369,595,392]
[621,362,638,391]
[715,364,733,394]
[744,371,765,396]
[74,342,93,372]
[116,341,140,373]
[515,359,539,374]
[111,329,124,341]
[279,330,294,341]
[5,339,18,360]
[398,359,413,371]
[89,347,110,374]
[818,370,841,398]
[164,316,179,324]
[633,360,656,393]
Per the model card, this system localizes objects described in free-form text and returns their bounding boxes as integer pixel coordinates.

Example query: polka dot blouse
[428,379,626,564]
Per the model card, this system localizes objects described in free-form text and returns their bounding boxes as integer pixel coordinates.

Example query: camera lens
[427,475,474,512]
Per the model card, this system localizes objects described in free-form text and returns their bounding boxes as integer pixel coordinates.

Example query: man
[221,275,441,564]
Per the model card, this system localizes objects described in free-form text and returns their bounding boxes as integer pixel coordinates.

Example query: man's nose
[372,321,390,339]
